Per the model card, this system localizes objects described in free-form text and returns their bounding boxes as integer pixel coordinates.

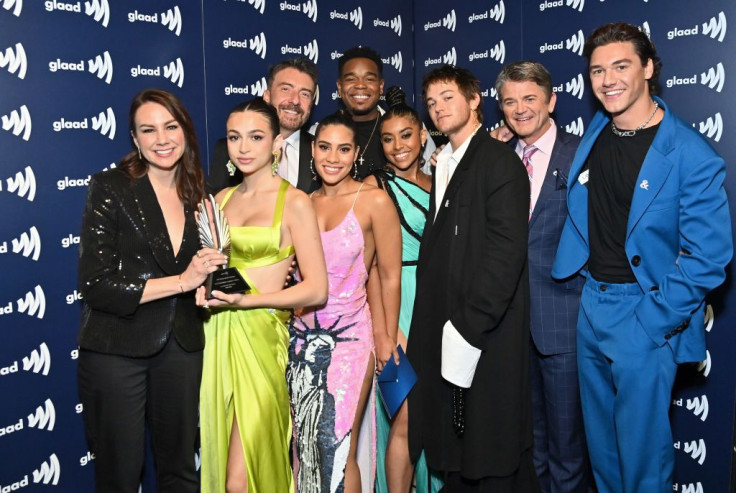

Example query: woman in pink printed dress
[287,112,401,493]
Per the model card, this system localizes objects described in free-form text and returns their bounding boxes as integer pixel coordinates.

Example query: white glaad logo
[539,0,584,12]
[695,112,722,142]
[374,14,402,36]
[44,0,109,27]
[52,107,116,140]
[381,51,402,73]
[565,116,584,136]
[2,104,32,141]
[1,343,51,376]
[641,21,651,38]
[5,285,46,319]
[329,6,362,30]
[223,33,267,59]
[280,0,317,23]
[697,349,711,377]
[224,77,267,97]
[130,58,183,87]
[281,39,318,64]
[480,87,498,100]
[1,166,36,201]
[672,395,709,421]
[314,85,320,106]
[128,6,182,36]
[553,73,584,99]
[666,62,725,93]
[0,226,41,261]
[49,50,113,85]
[469,40,505,64]
[2,0,23,17]
[0,42,27,79]
[540,29,584,55]
[0,398,55,436]
[676,483,704,493]
[674,439,706,465]
[0,454,60,490]
[247,0,265,15]
[424,47,456,68]
[424,9,456,32]
[469,0,505,24]
[703,304,714,332]
[668,11,727,42]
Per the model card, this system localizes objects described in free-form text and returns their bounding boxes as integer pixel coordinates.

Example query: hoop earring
[310,158,317,181]
[226,160,236,176]
[271,151,280,176]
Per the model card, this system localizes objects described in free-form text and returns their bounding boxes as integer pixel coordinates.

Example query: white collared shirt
[278,131,301,187]
[433,130,475,220]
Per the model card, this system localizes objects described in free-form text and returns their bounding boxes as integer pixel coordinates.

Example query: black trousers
[440,448,540,493]
[78,336,202,493]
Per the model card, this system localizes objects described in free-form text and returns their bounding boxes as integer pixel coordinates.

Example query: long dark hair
[227,97,280,138]
[119,88,204,208]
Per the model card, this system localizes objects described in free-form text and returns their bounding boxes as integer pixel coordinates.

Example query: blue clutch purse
[377,345,417,419]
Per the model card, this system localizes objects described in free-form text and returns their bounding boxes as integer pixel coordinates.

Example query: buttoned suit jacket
[526,130,584,355]
[206,129,318,193]
[407,131,533,481]
[552,97,732,363]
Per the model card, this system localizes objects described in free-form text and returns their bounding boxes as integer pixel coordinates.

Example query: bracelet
[178,274,185,293]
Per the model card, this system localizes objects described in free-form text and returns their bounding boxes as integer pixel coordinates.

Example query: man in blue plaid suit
[492,61,589,493]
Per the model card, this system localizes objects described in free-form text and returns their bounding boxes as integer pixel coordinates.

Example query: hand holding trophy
[197,194,249,299]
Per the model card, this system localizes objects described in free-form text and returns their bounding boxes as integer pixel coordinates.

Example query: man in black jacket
[208,57,319,193]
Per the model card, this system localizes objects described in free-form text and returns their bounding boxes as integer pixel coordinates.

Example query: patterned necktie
[522,145,538,220]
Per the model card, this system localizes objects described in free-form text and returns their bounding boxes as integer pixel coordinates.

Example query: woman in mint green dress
[367,88,443,493]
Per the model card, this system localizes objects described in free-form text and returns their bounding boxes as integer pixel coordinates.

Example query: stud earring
[226,160,236,176]
[310,158,317,181]
[271,151,280,176]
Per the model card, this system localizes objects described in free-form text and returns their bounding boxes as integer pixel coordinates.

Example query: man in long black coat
[407,64,538,491]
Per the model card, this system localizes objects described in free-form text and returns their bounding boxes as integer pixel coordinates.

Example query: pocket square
[377,346,417,419]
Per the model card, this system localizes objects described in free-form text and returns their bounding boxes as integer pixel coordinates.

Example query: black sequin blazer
[78,169,205,357]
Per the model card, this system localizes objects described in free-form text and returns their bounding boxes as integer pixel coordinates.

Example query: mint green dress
[373,169,443,493]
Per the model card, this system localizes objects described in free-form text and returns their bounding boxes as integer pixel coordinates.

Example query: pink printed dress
[287,188,375,493]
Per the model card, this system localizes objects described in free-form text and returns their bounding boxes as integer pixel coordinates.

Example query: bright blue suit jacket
[552,97,732,363]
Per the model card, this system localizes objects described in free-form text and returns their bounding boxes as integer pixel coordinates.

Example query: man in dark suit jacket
[493,61,588,493]
[208,57,320,193]
[408,64,537,491]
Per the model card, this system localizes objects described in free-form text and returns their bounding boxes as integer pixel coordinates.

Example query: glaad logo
[540,30,584,55]
[281,40,319,64]
[373,14,401,36]
[52,107,116,140]
[128,6,182,36]
[697,350,711,377]
[15,285,46,319]
[251,77,267,97]
[33,454,61,485]
[382,51,402,73]
[0,226,41,261]
[674,439,706,465]
[60,233,80,248]
[704,304,714,332]
[552,73,584,99]
[540,0,584,12]
[87,51,113,84]
[1,166,36,201]
[424,9,456,32]
[0,42,27,79]
[314,85,320,106]
[222,33,267,59]
[425,47,457,68]
[329,6,362,29]
[480,87,498,100]
[641,21,651,38]
[469,0,505,24]
[280,1,318,22]
[677,483,704,493]
[164,58,184,87]
[248,0,265,15]
[2,0,23,17]
[27,398,56,431]
[2,104,32,141]
[469,41,505,64]
[686,395,709,421]
[695,112,722,142]
[565,117,584,136]
[668,11,727,42]
[666,62,726,92]
[23,343,51,375]
[84,0,108,26]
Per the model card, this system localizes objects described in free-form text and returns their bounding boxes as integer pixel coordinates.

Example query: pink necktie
[522,145,538,219]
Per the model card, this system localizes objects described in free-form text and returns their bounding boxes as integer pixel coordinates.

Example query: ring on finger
[196,251,202,258]
[204,302,209,309]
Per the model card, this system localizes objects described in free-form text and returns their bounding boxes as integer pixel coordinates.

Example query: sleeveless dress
[373,169,444,493]
[287,185,376,492]
[200,180,295,493]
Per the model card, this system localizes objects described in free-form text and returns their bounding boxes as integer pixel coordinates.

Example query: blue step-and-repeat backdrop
[1,1,733,491]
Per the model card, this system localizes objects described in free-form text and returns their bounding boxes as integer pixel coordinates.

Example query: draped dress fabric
[200,180,295,493]
[372,169,443,492]
[287,186,376,492]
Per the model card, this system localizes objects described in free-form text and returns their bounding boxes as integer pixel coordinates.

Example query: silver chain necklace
[611,101,659,137]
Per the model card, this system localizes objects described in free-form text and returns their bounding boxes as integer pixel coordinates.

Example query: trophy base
[205,267,250,299]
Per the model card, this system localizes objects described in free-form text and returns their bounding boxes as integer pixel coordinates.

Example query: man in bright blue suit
[552,23,732,493]
[492,61,589,493]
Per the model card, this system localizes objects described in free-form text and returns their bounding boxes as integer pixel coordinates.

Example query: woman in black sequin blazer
[77,89,224,492]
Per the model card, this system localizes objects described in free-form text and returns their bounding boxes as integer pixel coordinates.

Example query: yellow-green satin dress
[200,180,295,492]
